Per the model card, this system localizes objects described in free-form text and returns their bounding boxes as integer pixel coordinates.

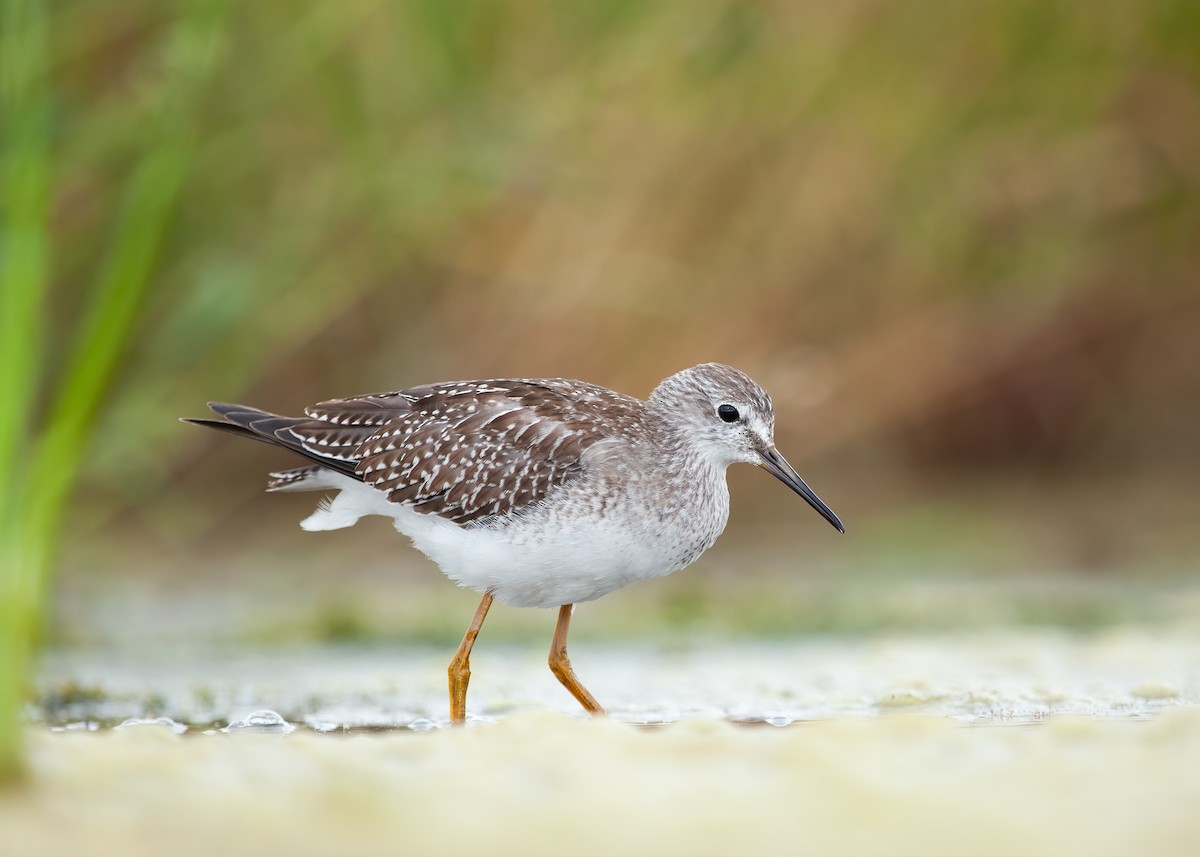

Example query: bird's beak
[756,447,845,533]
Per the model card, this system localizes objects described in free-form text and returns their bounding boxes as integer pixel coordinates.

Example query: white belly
[297,471,729,608]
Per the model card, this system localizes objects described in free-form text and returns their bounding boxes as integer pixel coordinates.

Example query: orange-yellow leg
[448,592,494,723]
[549,604,606,716]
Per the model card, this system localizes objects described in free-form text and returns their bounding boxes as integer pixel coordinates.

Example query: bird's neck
[641,401,728,473]
[639,405,731,515]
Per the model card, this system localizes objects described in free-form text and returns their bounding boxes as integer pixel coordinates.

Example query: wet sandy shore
[7,628,1199,856]
[4,709,1200,857]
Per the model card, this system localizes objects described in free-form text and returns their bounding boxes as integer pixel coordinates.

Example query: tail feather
[267,465,346,493]
[178,417,262,442]
[180,402,360,478]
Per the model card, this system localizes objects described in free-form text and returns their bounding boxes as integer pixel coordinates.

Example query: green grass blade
[0,0,50,781]
[0,0,229,781]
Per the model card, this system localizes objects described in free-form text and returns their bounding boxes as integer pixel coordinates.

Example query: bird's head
[649,363,844,533]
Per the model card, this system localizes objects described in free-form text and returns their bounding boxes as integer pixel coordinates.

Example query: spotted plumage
[184,363,844,720]
[198,379,648,525]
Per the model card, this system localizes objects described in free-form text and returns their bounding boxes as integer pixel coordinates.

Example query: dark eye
[717,404,739,423]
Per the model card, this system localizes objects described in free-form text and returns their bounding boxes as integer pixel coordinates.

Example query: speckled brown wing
[283,392,421,466]
[294,379,647,524]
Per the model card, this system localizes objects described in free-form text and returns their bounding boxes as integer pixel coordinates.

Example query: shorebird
[184,363,843,721]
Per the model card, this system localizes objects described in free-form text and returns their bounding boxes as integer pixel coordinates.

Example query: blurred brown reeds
[46,0,1195,546]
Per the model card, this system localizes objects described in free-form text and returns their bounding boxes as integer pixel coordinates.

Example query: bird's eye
[717,404,739,423]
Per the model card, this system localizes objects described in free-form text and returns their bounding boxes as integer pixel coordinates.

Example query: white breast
[297,465,732,608]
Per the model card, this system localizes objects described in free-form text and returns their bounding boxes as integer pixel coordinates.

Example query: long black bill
[757,447,845,533]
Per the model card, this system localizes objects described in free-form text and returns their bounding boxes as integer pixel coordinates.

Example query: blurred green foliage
[1,0,227,777]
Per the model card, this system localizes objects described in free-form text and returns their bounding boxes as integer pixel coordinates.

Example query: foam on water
[116,716,189,734]
[222,710,295,735]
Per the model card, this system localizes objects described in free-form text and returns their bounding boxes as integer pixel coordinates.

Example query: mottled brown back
[279,379,648,523]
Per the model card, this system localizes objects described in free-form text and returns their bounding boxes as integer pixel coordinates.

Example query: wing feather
[349,379,643,524]
[192,379,647,525]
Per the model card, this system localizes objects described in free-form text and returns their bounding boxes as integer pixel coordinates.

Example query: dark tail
[181,403,359,478]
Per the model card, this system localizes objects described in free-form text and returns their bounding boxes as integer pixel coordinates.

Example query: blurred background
[27,0,1200,649]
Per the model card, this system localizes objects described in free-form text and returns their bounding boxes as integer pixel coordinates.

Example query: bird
[183,362,844,722]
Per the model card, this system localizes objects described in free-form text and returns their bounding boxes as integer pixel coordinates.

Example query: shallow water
[9,629,1199,857]
[37,629,1198,730]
